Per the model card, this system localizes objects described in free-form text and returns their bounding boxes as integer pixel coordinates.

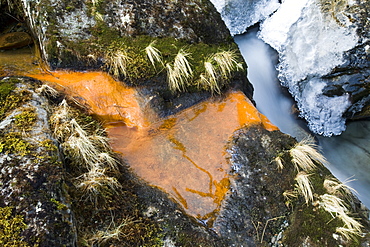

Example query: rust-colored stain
[28,70,148,128]
[106,91,277,222]
[16,48,277,222]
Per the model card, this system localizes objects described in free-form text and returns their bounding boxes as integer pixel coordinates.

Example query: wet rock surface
[322,0,370,119]
[324,42,370,119]
[15,0,231,68]
[214,126,296,246]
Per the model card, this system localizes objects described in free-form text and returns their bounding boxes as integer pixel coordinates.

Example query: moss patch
[0,206,29,247]
[0,132,33,156]
[14,107,37,131]
[50,198,68,211]
[50,102,165,246]
[47,18,245,93]
[0,78,32,122]
[0,78,17,100]
[284,204,342,246]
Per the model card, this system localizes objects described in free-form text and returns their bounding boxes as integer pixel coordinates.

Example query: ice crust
[258,0,358,136]
[210,0,280,35]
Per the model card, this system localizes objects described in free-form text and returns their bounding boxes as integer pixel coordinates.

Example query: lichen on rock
[0,76,77,246]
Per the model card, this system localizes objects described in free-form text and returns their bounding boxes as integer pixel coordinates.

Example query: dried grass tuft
[36,84,59,98]
[290,137,328,171]
[166,49,193,92]
[106,48,132,78]
[88,216,136,244]
[75,166,121,201]
[319,194,363,241]
[145,41,163,68]
[274,156,284,171]
[324,176,357,198]
[199,50,241,94]
[295,171,314,204]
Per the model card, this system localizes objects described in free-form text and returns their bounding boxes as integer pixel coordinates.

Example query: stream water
[235,28,370,209]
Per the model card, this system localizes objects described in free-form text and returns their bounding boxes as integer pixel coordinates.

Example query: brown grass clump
[323,176,357,198]
[199,50,242,94]
[75,166,121,202]
[106,48,132,78]
[88,216,136,244]
[35,84,59,98]
[319,193,363,241]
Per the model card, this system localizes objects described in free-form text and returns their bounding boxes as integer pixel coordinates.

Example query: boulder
[0,32,33,50]
[0,76,77,246]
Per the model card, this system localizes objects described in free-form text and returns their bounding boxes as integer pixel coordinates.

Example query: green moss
[0,132,33,156]
[96,34,243,85]
[50,198,68,211]
[0,86,32,122]
[48,18,246,93]
[14,108,37,131]
[284,204,341,246]
[0,79,16,100]
[39,139,58,152]
[0,207,29,247]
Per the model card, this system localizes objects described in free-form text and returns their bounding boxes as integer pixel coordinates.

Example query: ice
[297,78,350,136]
[259,0,309,51]
[259,0,359,136]
[210,0,280,35]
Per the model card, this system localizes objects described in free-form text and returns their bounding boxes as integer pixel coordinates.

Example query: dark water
[235,28,370,209]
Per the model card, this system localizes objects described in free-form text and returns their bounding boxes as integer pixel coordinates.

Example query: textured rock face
[216,125,370,246]
[103,0,231,43]
[214,126,296,245]
[320,0,370,120]
[16,0,231,68]
[0,77,77,246]
[1,0,369,246]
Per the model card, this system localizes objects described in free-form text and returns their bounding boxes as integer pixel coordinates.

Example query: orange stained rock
[106,91,278,222]
[28,70,148,128]
[3,45,278,224]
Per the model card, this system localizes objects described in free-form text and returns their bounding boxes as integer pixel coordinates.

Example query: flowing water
[234,28,310,141]
[235,28,370,209]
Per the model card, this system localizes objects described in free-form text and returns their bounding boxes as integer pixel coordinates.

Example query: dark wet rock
[214,125,370,246]
[1,0,369,246]
[127,171,231,247]
[0,76,77,246]
[317,1,370,121]
[103,0,231,44]
[322,36,370,119]
[137,71,254,118]
[10,0,254,109]
[0,32,33,50]
[214,126,296,246]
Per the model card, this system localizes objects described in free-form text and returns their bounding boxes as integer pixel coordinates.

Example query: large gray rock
[0,77,77,246]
